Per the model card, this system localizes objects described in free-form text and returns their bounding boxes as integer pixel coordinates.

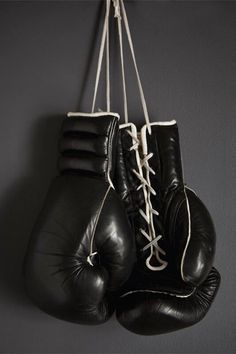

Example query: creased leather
[114,126,148,253]
[117,267,220,335]
[115,123,220,335]
[23,114,136,325]
[58,115,118,180]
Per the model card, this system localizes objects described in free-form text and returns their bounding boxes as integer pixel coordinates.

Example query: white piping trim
[107,174,114,189]
[119,122,134,129]
[149,120,176,126]
[87,186,111,266]
[141,121,177,155]
[67,112,120,119]
[121,287,195,299]
[180,189,192,281]
[186,186,197,196]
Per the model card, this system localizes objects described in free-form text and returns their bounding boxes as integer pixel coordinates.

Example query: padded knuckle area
[58,115,118,177]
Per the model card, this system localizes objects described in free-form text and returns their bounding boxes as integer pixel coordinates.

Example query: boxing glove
[23,113,136,325]
[114,121,220,335]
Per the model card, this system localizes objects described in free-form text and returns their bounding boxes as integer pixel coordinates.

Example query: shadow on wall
[0,114,64,308]
[0,2,106,311]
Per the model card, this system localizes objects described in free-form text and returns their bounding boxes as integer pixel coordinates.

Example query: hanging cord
[91,0,111,113]
[119,0,151,133]
[90,0,166,270]
[91,0,151,131]
[113,0,128,124]
[114,0,167,270]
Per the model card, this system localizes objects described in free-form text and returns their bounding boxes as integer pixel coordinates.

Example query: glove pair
[23,113,220,335]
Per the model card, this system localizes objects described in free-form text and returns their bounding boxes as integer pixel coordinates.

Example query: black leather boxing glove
[23,113,136,325]
[114,121,220,335]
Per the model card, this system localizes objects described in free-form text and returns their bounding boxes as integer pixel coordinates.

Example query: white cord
[91,0,151,130]
[120,0,151,133]
[127,128,168,271]
[91,0,111,113]
[90,0,166,271]
[114,0,128,124]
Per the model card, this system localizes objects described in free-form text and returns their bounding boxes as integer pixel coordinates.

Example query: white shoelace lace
[127,129,168,271]
[90,0,167,271]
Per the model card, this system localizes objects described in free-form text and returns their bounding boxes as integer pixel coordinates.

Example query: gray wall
[0,1,235,353]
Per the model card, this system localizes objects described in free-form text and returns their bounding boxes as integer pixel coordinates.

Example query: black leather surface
[114,125,147,249]
[117,267,220,335]
[58,115,118,180]
[115,122,220,335]
[146,124,216,284]
[23,115,136,325]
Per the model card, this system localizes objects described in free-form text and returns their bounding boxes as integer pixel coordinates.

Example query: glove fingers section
[58,115,118,179]
[58,155,108,177]
[175,189,216,286]
[62,116,116,136]
[116,268,220,335]
[59,136,108,156]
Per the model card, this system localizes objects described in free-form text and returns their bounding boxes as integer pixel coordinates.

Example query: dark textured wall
[0,1,235,353]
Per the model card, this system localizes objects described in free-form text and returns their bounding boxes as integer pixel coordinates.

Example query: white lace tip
[152,209,159,216]
[150,168,156,175]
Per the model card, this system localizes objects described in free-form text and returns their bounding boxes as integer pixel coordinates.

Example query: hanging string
[91,0,151,133]
[119,0,151,132]
[91,0,111,113]
[113,0,128,124]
